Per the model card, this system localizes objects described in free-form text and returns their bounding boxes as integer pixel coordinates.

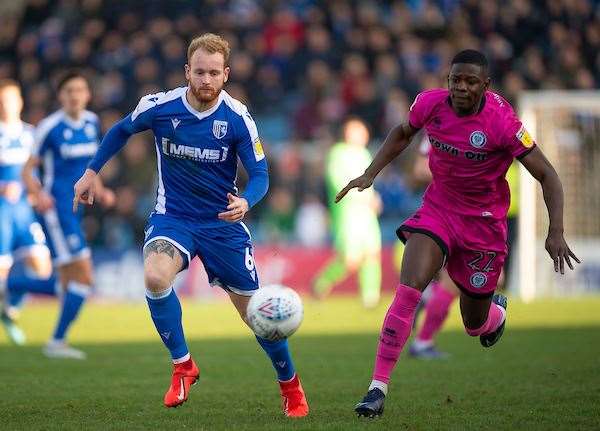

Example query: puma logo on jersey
[161,137,228,162]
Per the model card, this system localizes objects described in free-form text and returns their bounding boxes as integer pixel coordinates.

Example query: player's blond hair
[187,33,230,65]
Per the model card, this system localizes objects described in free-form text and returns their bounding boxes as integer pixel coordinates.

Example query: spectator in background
[0,0,596,247]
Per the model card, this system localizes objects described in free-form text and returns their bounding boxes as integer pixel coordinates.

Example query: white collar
[181,88,224,120]
[61,110,87,129]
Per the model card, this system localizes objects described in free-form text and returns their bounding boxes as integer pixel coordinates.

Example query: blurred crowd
[0,0,598,248]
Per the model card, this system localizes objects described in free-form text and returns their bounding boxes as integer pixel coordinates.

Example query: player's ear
[223,66,230,83]
[483,77,491,91]
[184,64,191,81]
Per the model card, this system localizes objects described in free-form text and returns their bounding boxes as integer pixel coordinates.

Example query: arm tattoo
[143,239,176,260]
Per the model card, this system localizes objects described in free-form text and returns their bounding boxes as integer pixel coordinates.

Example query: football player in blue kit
[73,34,309,415]
[0,80,52,345]
[21,72,114,359]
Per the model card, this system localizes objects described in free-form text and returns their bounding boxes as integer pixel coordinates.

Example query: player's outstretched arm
[22,155,54,212]
[335,122,419,202]
[73,115,141,212]
[519,146,580,273]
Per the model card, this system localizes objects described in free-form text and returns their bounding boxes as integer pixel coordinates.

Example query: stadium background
[1,0,598,299]
[1,2,600,430]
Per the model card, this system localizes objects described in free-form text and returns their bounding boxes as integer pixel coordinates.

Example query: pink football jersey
[408,88,535,220]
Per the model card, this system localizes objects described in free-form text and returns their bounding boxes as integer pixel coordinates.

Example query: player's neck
[452,95,484,117]
[185,89,221,112]
[64,109,84,122]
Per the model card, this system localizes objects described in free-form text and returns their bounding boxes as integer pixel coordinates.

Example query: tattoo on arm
[143,239,176,260]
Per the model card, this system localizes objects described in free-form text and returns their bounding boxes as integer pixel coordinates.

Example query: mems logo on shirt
[161,137,228,162]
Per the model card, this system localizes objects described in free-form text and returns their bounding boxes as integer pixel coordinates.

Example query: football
[246,284,304,341]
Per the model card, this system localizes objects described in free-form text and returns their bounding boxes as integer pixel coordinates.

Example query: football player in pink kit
[336,50,580,418]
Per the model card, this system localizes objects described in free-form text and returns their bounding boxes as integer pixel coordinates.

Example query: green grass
[1,297,600,430]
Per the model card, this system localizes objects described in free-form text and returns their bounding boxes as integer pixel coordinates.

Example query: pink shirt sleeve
[408,90,437,129]
[501,104,537,159]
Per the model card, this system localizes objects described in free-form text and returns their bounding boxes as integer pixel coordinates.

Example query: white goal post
[517,91,600,301]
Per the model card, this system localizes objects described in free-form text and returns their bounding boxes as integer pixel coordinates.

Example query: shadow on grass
[1,327,599,431]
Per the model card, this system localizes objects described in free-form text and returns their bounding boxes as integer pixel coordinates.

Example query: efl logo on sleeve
[516,125,534,147]
[253,138,265,161]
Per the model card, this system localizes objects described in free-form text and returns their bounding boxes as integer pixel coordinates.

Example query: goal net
[516,91,600,300]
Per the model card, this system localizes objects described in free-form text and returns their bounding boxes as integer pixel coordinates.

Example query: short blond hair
[187,33,230,65]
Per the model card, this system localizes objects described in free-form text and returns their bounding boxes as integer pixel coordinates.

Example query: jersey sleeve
[88,93,161,172]
[129,92,163,133]
[501,105,536,159]
[235,109,269,207]
[408,90,438,130]
[32,120,54,157]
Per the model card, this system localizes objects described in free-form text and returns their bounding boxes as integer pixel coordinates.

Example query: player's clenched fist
[218,193,249,222]
[73,168,97,212]
[335,173,375,203]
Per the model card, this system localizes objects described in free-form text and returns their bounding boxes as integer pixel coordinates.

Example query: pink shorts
[397,199,508,298]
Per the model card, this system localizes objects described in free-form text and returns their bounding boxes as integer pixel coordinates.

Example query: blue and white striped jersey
[90,87,269,227]
[0,121,34,184]
[34,110,101,199]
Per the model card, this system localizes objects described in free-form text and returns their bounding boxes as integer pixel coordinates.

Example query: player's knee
[144,269,171,293]
[399,272,430,291]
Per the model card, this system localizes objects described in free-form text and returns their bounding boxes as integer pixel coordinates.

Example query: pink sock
[373,284,422,384]
[417,282,456,342]
[465,302,505,336]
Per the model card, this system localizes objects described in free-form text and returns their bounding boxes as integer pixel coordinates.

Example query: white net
[516,91,600,300]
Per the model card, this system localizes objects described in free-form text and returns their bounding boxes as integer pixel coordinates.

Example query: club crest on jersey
[212,120,228,139]
[469,131,487,148]
[470,272,488,289]
[63,128,73,140]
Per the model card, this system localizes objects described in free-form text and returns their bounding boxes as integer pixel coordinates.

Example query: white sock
[369,379,388,395]
[146,286,173,300]
[413,338,434,350]
[173,353,190,364]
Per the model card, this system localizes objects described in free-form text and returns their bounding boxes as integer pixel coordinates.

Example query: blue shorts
[0,196,47,266]
[38,200,89,266]
[143,213,259,296]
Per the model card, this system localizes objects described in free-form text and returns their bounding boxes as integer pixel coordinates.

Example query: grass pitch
[1,296,599,430]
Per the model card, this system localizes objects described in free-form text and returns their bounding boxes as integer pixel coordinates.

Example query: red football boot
[279,374,309,417]
[163,358,200,408]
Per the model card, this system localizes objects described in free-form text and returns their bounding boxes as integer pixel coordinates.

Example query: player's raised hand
[73,168,98,212]
[545,229,581,274]
[218,193,249,222]
[335,173,375,203]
